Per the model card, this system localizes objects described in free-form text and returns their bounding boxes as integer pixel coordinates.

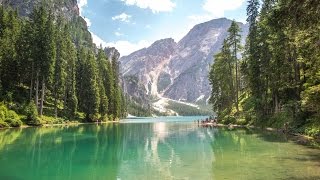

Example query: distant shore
[1,120,119,130]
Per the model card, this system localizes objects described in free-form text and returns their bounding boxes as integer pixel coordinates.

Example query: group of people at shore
[196,116,218,126]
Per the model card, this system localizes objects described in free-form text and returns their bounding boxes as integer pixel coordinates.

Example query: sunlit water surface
[0,116,319,180]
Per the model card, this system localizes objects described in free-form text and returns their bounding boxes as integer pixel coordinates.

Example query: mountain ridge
[120,18,248,114]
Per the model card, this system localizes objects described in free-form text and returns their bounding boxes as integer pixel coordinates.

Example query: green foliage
[209,0,320,138]
[209,21,243,120]
[304,125,320,138]
[0,121,9,128]
[167,101,211,116]
[24,102,40,125]
[126,100,152,117]
[0,103,22,127]
[0,4,127,127]
[221,115,236,125]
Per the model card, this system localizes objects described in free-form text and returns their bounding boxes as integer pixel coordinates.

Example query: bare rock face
[121,38,177,98]
[120,18,248,104]
[2,0,93,48]
[1,0,79,20]
[104,47,120,61]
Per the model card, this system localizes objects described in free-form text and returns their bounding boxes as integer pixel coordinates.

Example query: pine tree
[63,25,78,118]
[227,20,242,113]
[0,8,21,94]
[209,40,234,117]
[16,21,34,101]
[246,0,261,116]
[29,6,56,116]
[96,48,109,119]
[53,17,67,118]
[78,49,100,121]
[105,57,115,117]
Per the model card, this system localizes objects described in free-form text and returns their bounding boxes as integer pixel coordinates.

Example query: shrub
[4,110,22,127]
[0,103,22,127]
[222,115,236,125]
[108,114,114,121]
[0,121,9,128]
[100,114,109,122]
[236,118,248,125]
[24,102,40,126]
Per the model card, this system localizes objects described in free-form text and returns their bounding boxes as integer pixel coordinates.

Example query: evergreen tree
[53,17,67,118]
[96,48,109,119]
[105,57,115,117]
[0,9,21,94]
[78,49,100,121]
[63,25,78,118]
[29,6,56,116]
[245,0,262,117]
[209,40,234,116]
[227,20,242,113]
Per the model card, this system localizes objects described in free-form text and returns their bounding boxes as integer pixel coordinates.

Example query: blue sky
[78,0,248,56]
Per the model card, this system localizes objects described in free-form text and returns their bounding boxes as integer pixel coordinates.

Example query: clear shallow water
[0,116,319,180]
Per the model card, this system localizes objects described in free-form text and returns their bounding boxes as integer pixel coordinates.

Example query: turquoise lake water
[0,116,319,180]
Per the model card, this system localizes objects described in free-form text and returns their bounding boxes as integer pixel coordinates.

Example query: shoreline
[2,120,319,148]
[0,121,119,130]
[199,122,320,148]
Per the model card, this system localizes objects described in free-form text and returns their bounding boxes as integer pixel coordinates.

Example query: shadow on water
[205,126,320,180]
[0,123,126,180]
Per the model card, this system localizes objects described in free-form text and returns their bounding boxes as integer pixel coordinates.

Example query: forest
[209,0,320,137]
[0,5,127,128]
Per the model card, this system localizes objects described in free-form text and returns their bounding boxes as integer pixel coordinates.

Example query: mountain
[0,0,79,19]
[120,18,248,114]
[1,0,93,48]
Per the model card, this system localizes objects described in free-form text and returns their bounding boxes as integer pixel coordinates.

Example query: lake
[0,116,319,180]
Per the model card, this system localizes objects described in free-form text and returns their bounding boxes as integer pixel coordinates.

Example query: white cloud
[184,0,246,35]
[91,31,151,57]
[84,17,91,27]
[77,0,87,16]
[121,0,175,13]
[145,24,152,29]
[188,15,213,26]
[77,0,92,27]
[91,32,108,47]
[114,32,124,36]
[203,0,246,17]
[106,40,151,57]
[112,13,132,23]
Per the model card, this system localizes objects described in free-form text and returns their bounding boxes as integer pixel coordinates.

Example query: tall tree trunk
[235,41,239,113]
[54,90,58,119]
[40,76,45,116]
[35,71,39,112]
[29,62,34,101]
[274,91,279,114]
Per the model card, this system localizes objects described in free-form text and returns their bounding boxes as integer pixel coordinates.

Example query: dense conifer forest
[0,5,127,128]
[209,0,320,137]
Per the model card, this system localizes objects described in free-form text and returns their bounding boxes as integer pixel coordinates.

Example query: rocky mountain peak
[120,18,249,110]
[1,0,79,21]
[104,47,120,61]
[144,38,177,57]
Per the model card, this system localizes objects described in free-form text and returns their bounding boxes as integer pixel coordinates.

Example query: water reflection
[0,124,124,180]
[118,122,214,179]
[0,122,319,180]
[209,128,320,180]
